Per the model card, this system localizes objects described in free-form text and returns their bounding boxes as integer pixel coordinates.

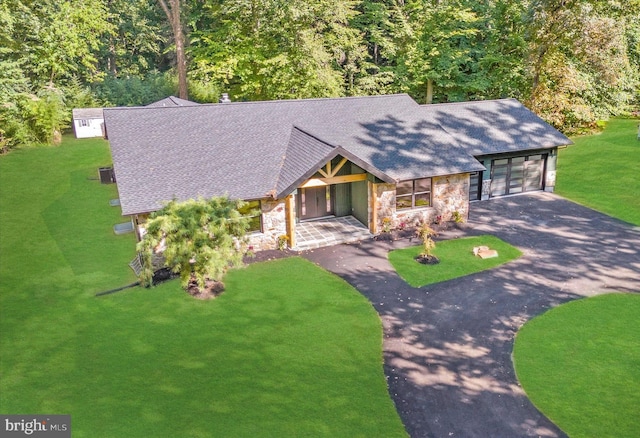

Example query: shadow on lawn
[303,192,640,438]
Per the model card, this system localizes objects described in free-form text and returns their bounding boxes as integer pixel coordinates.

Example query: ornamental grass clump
[415,222,439,264]
[381,216,393,233]
[277,234,289,250]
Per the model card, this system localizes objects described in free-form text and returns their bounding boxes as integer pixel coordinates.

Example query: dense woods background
[1,0,639,151]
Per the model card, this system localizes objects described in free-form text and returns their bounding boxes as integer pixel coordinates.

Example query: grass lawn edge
[513,293,640,438]
[388,235,523,288]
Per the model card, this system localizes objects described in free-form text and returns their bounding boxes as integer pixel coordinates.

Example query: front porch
[294,216,372,251]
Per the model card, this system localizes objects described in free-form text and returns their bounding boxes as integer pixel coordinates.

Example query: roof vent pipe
[219,93,231,103]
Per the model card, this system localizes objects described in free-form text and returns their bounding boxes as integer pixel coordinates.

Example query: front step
[294,229,372,251]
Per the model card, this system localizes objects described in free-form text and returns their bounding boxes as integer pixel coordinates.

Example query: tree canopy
[137,196,252,294]
[2,0,639,151]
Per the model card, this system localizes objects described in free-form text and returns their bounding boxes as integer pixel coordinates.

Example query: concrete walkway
[302,192,640,437]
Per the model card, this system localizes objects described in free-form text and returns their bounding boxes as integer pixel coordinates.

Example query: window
[79,119,89,127]
[469,171,482,201]
[396,178,431,210]
[239,200,262,232]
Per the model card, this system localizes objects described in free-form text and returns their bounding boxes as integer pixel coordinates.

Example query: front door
[298,186,333,220]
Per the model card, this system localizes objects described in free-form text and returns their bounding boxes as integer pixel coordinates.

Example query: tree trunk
[426,79,433,104]
[108,40,117,75]
[530,46,548,106]
[172,0,188,99]
[158,0,188,99]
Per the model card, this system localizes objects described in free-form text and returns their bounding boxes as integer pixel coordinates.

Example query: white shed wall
[74,118,104,138]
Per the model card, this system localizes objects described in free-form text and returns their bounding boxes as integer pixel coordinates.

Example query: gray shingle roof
[422,98,572,156]
[275,127,336,196]
[145,96,201,107]
[275,127,396,197]
[72,108,104,119]
[104,94,570,216]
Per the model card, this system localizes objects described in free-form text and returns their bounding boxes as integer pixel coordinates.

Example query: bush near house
[137,196,251,297]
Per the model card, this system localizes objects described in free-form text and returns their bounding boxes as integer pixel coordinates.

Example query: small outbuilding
[72,108,104,138]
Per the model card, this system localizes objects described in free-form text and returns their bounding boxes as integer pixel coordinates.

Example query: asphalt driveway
[302,192,640,437]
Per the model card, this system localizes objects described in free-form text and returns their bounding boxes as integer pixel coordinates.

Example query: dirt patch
[187,278,225,300]
[414,254,440,265]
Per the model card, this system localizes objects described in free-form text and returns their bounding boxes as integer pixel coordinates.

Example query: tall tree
[351,0,420,95]
[405,0,502,103]
[479,0,528,99]
[524,0,640,130]
[7,0,114,86]
[157,0,189,99]
[189,0,367,100]
[101,0,165,78]
[0,0,113,149]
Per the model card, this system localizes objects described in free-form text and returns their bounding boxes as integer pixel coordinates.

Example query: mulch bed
[187,278,226,300]
[414,254,440,265]
[374,227,419,242]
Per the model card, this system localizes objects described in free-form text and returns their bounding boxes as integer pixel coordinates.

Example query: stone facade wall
[136,175,471,251]
[375,182,436,231]
[394,207,437,229]
[432,174,470,221]
[246,198,288,251]
[375,173,470,232]
[374,183,394,231]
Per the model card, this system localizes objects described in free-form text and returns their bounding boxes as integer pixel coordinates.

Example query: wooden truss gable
[300,156,367,188]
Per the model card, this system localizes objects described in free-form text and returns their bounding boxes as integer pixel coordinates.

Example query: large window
[239,200,262,232]
[396,178,431,210]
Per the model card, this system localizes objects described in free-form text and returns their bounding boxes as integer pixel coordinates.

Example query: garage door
[491,154,546,197]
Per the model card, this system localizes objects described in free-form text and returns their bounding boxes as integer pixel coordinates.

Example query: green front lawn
[514,294,640,438]
[557,118,640,226]
[0,137,406,437]
[388,235,522,287]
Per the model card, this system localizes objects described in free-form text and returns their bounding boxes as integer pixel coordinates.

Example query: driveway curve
[302,192,640,438]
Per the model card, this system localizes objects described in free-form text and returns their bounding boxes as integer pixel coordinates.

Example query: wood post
[285,194,296,248]
[369,181,378,234]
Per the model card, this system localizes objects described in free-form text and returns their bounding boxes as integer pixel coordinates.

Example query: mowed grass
[0,137,406,437]
[514,294,640,438]
[556,118,640,226]
[388,235,522,287]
